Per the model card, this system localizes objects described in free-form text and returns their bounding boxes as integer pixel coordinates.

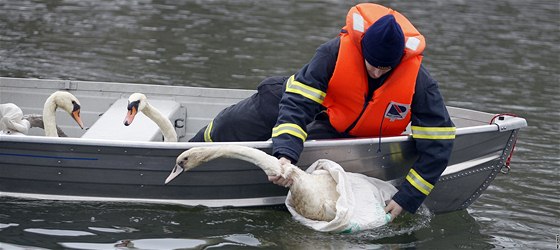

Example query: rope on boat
[490,113,519,174]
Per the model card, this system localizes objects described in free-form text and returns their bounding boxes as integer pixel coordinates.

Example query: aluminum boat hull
[0,77,527,213]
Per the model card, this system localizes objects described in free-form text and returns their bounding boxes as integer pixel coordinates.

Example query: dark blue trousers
[189,76,344,142]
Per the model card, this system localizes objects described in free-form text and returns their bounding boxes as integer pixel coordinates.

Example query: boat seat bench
[82,98,183,142]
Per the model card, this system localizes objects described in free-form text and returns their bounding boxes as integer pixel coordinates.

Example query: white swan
[1,91,81,137]
[0,103,30,135]
[123,93,178,142]
[43,91,84,137]
[165,145,339,221]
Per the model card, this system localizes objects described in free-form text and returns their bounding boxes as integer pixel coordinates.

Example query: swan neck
[43,99,58,137]
[142,103,178,142]
[212,146,283,176]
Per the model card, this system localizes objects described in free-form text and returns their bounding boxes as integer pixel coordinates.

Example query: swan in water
[123,93,178,142]
[43,91,84,137]
[165,144,340,221]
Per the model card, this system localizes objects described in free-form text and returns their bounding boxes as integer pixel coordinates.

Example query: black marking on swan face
[127,100,140,111]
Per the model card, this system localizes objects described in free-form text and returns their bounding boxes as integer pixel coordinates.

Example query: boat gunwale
[0,123,509,150]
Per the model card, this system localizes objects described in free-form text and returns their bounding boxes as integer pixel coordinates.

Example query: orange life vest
[322,3,425,137]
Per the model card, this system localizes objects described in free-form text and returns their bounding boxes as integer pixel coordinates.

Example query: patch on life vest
[384,102,410,121]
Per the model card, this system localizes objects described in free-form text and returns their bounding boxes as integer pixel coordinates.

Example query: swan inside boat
[0,107,68,137]
[1,91,83,137]
[42,91,84,137]
[124,93,178,142]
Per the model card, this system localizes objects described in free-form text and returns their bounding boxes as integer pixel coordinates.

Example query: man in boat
[190,3,455,221]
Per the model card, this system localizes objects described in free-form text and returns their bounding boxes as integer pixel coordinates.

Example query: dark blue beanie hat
[362,14,405,69]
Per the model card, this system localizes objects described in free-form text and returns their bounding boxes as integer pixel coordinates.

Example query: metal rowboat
[0,77,527,213]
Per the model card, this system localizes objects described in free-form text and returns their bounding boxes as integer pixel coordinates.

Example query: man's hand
[384,199,403,222]
[267,157,293,188]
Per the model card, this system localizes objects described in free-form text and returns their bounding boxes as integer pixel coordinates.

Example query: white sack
[0,103,30,135]
[285,159,397,233]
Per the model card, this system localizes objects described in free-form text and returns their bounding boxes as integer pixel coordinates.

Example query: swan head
[48,91,84,129]
[124,93,147,126]
[164,147,219,184]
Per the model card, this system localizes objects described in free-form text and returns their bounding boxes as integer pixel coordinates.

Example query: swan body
[124,93,178,142]
[165,145,340,221]
[43,91,84,137]
[0,103,30,135]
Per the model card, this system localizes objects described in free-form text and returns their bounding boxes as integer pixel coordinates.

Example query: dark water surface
[0,0,558,249]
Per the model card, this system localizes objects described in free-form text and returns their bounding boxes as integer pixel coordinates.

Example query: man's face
[365,60,392,79]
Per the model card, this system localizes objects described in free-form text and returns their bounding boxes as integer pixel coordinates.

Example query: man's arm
[390,65,456,214]
[271,38,339,163]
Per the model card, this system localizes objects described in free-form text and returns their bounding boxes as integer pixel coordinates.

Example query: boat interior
[0,77,507,143]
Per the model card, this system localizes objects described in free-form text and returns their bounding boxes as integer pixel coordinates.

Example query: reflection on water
[0,0,558,249]
[60,236,263,249]
[24,228,95,237]
[0,198,435,249]
[0,198,505,249]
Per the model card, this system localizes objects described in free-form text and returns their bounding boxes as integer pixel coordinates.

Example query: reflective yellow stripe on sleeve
[285,75,326,104]
[411,126,456,140]
[272,123,307,141]
[204,120,214,142]
[405,169,434,195]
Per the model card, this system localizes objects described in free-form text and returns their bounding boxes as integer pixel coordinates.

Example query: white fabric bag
[0,103,30,135]
[285,159,398,233]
